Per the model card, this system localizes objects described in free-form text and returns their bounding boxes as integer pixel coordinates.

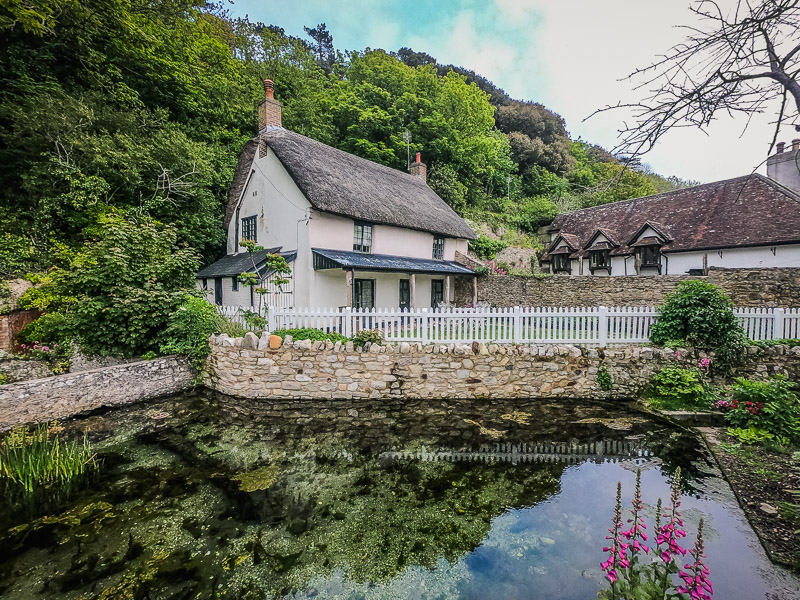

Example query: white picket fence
[217,305,800,346]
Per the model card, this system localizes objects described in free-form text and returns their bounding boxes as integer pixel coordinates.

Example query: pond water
[1,392,798,600]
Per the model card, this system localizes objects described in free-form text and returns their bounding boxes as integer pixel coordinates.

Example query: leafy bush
[650,281,747,372]
[648,366,711,410]
[722,376,800,444]
[18,312,72,349]
[352,329,384,348]
[597,366,613,390]
[0,372,9,385]
[727,427,782,446]
[469,235,508,260]
[21,214,200,358]
[0,422,98,494]
[159,294,220,369]
[271,328,349,343]
[16,340,72,374]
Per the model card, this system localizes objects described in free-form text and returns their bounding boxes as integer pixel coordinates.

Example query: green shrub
[727,426,783,446]
[0,372,9,385]
[724,376,800,444]
[271,328,349,343]
[648,366,710,410]
[597,366,613,390]
[159,294,220,369]
[352,329,384,348]
[0,422,98,494]
[22,213,200,358]
[650,280,747,372]
[469,235,508,260]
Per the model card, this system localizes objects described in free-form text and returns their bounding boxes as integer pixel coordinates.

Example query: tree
[303,22,335,71]
[597,0,800,156]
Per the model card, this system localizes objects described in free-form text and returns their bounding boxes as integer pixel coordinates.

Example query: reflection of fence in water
[379,440,652,465]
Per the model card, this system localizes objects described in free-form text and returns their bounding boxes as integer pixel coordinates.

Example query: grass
[0,422,98,494]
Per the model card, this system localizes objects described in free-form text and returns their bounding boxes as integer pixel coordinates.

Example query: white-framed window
[353,222,373,253]
[241,216,257,243]
[432,236,445,260]
[589,250,610,272]
[638,245,660,267]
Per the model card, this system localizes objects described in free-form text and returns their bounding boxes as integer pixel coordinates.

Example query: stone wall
[454,267,800,308]
[0,356,194,430]
[0,354,52,383]
[204,332,800,401]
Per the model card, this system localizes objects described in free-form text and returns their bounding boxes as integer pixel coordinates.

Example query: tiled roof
[312,248,475,275]
[546,174,800,258]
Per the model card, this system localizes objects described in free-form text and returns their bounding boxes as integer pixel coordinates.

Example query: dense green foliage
[19,214,200,357]
[271,328,349,343]
[159,294,224,369]
[469,235,508,260]
[351,329,384,348]
[648,366,711,410]
[597,366,613,391]
[0,422,97,494]
[724,376,800,445]
[650,281,748,372]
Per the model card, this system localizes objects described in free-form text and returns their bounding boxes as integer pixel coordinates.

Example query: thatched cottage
[197,79,477,309]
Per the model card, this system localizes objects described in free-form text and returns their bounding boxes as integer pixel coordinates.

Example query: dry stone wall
[205,332,800,401]
[0,356,194,430]
[455,267,800,308]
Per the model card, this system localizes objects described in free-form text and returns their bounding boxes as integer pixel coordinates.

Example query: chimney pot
[409,152,427,184]
[793,138,800,152]
[258,78,282,134]
[263,79,275,100]
[777,142,785,154]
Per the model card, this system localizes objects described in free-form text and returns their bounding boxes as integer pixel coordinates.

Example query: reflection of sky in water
[292,461,800,600]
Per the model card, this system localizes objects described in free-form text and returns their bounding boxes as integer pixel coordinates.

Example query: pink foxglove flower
[678,518,713,600]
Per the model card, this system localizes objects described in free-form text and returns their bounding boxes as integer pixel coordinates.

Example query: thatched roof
[224,138,259,231]
[232,128,476,240]
[545,174,800,259]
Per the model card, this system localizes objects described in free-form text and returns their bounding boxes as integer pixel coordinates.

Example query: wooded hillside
[0,0,693,277]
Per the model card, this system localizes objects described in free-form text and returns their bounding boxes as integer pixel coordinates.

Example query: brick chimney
[258,79,282,131]
[409,152,427,183]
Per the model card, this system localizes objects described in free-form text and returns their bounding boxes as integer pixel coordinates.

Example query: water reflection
[0,392,796,599]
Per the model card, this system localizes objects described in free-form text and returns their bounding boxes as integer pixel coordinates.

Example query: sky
[230,0,789,183]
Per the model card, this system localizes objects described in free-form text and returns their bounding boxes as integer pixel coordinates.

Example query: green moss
[231,464,281,492]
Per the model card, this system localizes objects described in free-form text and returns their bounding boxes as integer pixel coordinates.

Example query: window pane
[241,216,257,243]
[432,236,445,260]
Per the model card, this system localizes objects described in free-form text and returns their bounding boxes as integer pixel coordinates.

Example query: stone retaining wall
[0,356,194,430]
[454,267,800,308]
[204,332,800,401]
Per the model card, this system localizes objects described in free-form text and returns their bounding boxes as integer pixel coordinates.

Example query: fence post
[773,307,785,340]
[598,306,609,347]
[513,306,522,344]
[344,307,353,338]
[267,307,276,333]
[421,309,429,345]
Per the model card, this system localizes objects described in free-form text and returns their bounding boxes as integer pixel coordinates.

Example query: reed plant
[0,422,97,493]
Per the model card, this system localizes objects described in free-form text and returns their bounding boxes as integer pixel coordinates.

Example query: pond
[1,392,798,599]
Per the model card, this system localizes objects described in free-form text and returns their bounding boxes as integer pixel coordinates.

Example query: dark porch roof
[312,248,475,275]
[197,248,294,278]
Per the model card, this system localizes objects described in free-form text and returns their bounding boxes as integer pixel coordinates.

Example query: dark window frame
[201,278,208,290]
[638,245,661,268]
[431,279,444,307]
[353,221,373,253]
[232,276,239,292]
[552,254,571,274]
[241,215,258,243]
[399,279,410,310]
[354,278,375,309]
[589,250,611,273]
[432,236,445,260]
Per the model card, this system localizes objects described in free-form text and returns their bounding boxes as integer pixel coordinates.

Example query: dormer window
[589,250,611,273]
[638,245,661,268]
[353,221,372,253]
[552,254,571,273]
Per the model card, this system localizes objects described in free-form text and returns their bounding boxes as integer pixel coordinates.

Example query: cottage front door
[399,279,410,310]
[214,278,223,305]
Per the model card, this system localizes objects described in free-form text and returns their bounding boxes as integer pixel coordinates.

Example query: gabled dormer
[545,233,579,274]
[583,228,619,274]
[627,222,671,274]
